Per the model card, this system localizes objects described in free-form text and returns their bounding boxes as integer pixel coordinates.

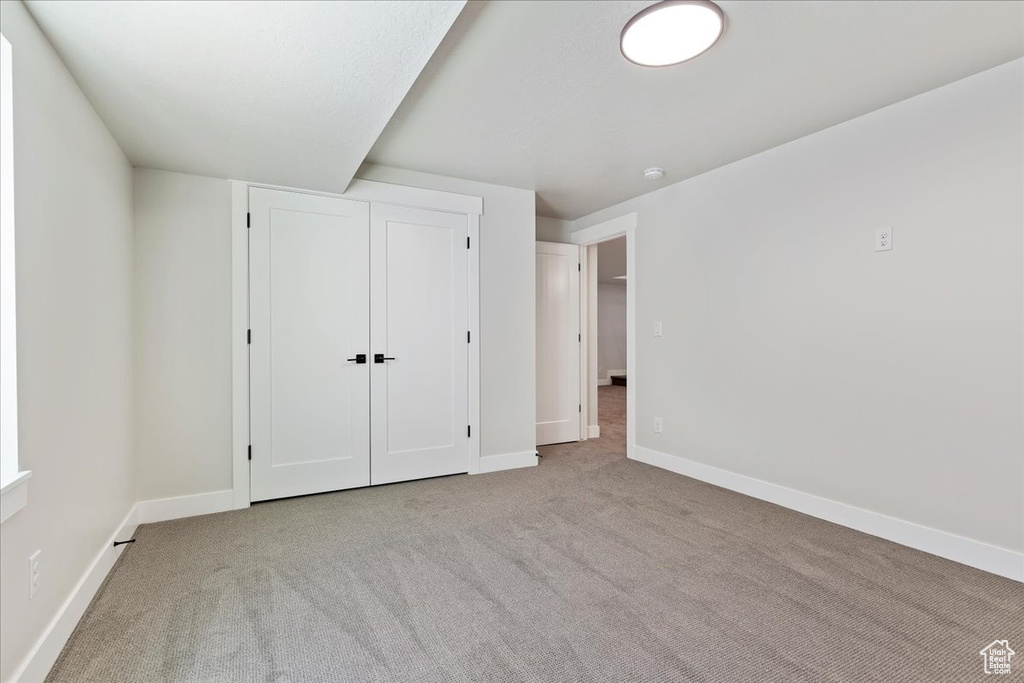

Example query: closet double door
[248,188,469,502]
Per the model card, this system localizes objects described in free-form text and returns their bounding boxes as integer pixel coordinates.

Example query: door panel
[371,205,468,485]
[249,188,370,501]
[536,241,581,445]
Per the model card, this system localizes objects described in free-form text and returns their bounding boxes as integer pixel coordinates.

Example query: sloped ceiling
[22,1,1024,218]
[368,1,1024,219]
[23,0,466,193]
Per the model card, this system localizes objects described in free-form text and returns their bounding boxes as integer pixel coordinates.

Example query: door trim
[572,213,637,460]
[579,245,591,441]
[230,181,249,510]
[237,178,482,216]
[230,179,483,508]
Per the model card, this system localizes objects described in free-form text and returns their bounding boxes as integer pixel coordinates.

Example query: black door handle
[347,354,367,364]
[374,354,396,363]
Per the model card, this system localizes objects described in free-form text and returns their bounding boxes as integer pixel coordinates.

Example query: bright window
[1,32,29,523]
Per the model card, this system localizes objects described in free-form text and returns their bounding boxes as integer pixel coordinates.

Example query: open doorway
[535,213,635,461]
[577,213,636,460]
[590,236,627,451]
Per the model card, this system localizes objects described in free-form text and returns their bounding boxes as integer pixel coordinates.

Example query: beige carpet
[48,386,1022,682]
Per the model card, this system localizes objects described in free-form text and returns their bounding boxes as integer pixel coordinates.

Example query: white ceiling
[23,0,465,193]
[368,1,1024,219]
[22,1,1024,217]
[598,237,627,283]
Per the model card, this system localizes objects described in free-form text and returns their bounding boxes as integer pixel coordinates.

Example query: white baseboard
[12,505,139,683]
[596,378,611,386]
[136,489,234,524]
[477,451,538,474]
[11,489,237,681]
[588,425,601,438]
[632,446,1023,582]
[607,369,626,377]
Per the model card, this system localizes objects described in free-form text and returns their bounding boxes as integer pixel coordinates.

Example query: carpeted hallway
[48,386,1021,682]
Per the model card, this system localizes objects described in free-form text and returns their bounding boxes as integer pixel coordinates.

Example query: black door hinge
[247,212,251,228]
[578,263,581,272]
[248,445,252,461]
[467,236,471,249]
[579,404,582,413]
[467,330,471,343]
[467,425,471,438]
[578,333,581,342]
[247,329,251,344]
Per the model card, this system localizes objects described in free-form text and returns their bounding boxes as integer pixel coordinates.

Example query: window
[1,32,30,523]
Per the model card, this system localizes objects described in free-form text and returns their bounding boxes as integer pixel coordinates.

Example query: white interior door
[536,241,581,445]
[249,188,370,501]
[370,204,469,485]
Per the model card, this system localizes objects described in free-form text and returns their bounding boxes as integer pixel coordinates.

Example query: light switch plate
[875,227,893,252]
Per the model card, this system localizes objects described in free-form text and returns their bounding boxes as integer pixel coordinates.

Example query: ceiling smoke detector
[620,0,726,68]
[643,167,665,180]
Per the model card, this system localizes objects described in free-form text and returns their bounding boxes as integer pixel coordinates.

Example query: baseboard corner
[136,489,234,525]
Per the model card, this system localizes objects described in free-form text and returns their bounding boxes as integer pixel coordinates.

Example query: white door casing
[571,213,637,461]
[370,204,469,485]
[536,241,581,445]
[249,188,371,501]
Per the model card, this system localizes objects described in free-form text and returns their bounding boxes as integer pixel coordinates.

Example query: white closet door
[370,204,468,485]
[536,241,581,445]
[249,188,370,501]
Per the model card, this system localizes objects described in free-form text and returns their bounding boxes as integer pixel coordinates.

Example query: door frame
[572,213,637,460]
[230,178,483,509]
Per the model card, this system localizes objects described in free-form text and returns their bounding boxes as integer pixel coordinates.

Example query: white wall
[597,283,626,381]
[0,2,135,679]
[134,169,232,500]
[536,215,572,243]
[572,59,1024,554]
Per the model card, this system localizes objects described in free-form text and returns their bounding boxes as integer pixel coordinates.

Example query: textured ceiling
[368,0,1024,219]
[23,0,465,193]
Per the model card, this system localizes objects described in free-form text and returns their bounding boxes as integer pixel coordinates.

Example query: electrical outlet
[654,321,663,337]
[28,550,41,599]
[875,227,893,252]
[654,417,663,434]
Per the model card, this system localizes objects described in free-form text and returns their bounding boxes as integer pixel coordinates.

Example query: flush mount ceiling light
[643,167,665,180]
[620,0,725,67]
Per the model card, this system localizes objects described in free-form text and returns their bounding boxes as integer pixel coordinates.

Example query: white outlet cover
[654,321,663,337]
[654,417,663,433]
[875,227,893,252]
